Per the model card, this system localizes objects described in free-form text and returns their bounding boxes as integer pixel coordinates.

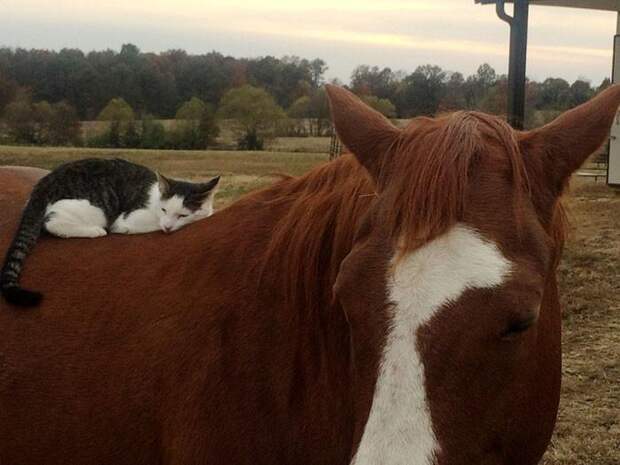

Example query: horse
[0,84,618,465]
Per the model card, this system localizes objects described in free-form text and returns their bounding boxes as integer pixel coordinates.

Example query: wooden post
[329,126,342,159]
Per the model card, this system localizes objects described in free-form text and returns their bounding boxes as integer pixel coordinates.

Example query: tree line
[0,44,611,150]
[0,44,327,119]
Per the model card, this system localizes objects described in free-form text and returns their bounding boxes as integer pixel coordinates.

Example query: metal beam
[477,0,620,185]
[476,0,620,11]
[494,0,530,129]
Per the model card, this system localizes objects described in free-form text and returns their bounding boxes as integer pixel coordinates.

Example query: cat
[0,157,220,308]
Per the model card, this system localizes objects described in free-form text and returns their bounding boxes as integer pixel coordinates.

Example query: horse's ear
[519,84,620,199]
[325,84,400,181]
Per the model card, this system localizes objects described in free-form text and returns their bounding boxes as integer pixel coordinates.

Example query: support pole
[496,0,529,129]
[607,12,620,185]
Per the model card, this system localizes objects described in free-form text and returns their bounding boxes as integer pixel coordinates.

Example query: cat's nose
[162,226,172,233]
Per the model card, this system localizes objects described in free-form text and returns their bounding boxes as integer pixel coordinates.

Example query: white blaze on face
[352,224,512,465]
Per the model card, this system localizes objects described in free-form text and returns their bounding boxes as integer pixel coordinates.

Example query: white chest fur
[351,224,511,465]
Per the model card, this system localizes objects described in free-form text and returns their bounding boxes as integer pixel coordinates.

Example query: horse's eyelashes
[501,315,537,339]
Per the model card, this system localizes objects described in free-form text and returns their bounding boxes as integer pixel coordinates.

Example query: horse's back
[0,166,224,464]
[0,166,48,236]
[0,165,48,186]
[0,165,352,465]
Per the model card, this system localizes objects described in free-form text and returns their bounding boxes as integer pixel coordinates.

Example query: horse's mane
[258,155,376,313]
[380,111,540,254]
[254,111,567,314]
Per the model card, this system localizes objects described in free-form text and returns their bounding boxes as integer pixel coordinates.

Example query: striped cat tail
[0,199,46,307]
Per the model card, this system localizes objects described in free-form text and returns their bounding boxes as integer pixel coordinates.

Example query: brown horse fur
[1,84,619,464]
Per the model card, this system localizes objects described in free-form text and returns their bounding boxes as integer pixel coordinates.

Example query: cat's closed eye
[161,208,167,213]
[179,214,189,218]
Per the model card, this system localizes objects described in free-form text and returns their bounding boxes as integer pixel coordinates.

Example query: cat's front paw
[111,222,130,234]
[91,227,108,238]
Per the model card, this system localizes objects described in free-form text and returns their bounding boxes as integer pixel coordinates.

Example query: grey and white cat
[0,158,220,307]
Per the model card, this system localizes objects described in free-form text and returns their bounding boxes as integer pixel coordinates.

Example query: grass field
[542,181,619,465]
[266,136,331,153]
[0,145,617,464]
[0,145,328,206]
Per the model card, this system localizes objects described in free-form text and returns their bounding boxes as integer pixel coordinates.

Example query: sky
[0,0,617,85]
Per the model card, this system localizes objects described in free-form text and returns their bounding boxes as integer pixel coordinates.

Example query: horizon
[0,43,611,88]
[0,42,611,88]
[0,0,617,85]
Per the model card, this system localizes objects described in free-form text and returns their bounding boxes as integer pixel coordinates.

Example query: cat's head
[156,173,220,233]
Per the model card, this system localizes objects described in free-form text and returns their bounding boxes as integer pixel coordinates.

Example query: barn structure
[476,0,620,186]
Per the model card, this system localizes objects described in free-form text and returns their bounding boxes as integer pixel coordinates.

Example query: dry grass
[266,137,331,153]
[542,180,620,465]
[0,146,617,462]
[0,145,328,206]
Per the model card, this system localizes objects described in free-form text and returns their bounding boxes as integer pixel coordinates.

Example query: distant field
[0,145,328,206]
[0,145,617,464]
[80,119,332,153]
[266,136,331,153]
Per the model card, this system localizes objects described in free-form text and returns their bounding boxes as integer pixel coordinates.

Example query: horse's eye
[501,314,537,340]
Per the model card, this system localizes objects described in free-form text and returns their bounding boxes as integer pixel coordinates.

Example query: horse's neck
[197,163,383,456]
[257,157,375,321]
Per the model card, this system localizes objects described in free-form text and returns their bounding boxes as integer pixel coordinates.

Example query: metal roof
[475,0,620,11]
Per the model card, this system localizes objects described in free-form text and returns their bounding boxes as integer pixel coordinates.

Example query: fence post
[329,126,342,159]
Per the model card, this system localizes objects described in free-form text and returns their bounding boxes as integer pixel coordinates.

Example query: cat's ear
[156,172,171,195]
[197,176,220,198]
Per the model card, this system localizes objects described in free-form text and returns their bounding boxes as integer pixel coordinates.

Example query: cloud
[0,0,616,82]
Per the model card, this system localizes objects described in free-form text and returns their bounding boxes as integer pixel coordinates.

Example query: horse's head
[327,85,620,464]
